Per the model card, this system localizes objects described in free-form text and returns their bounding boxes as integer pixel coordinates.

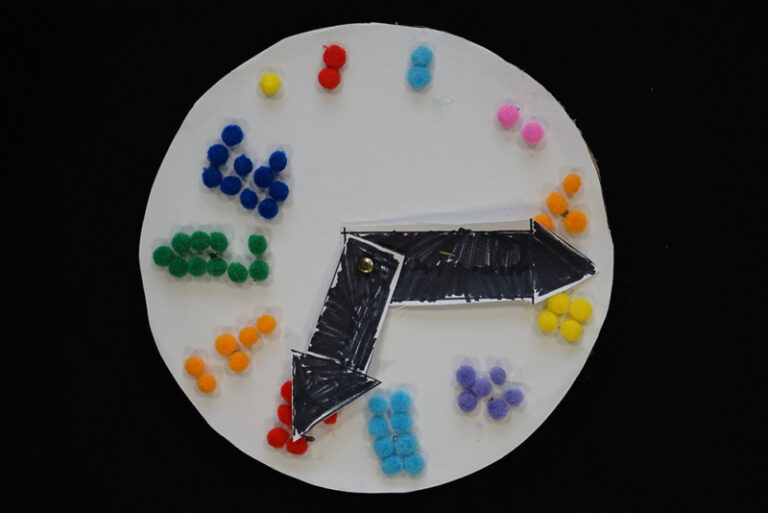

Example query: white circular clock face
[139,23,613,493]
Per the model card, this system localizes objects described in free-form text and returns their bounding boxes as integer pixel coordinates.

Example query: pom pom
[197,373,217,394]
[407,66,431,89]
[253,166,275,188]
[168,257,189,278]
[206,257,227,277]
[277,403,292,426]
[389,390,411,413]
[153,246,175,266]
[256,314,277,334]
[207,144,229,166]
[560,319,583,342]
[410,45,433,67]
[258,198,279,219]
[269,181,290,201]
[471,377,491,398]
[562,174,582,195]
[497,104,520,128]
[190,231,210,252]
[324,412,338,424]
[547,292,570,315]
[202,167,223,188]
[248,234,267,256]
[209,232,228,253]
[323,45,347,69]
[184,356,205,377]
[269,150,288,172]
[546,192,568,216]
[368,396,387,415]
[504,388,524,407]
[171,232,191,254]
[280,380,292,404]
[238,326,259,347]
[455,365,476,388]
[285,437,308,455]
[188,256,207,277]
[457,390,478,412]
[490,366,507,385]
[215,333,237,356]
[259,73,281,96]
[267,427,289,448]
[234,155,253,177]
[318,67,341,90]
[373,437,395,458]
[394,433,418,456]
[537,310,558,333]
[563,210,588,233]
[249,260,269,281]
[368,415,389,438]
[381,455,403,476]
[227,262,248,283]
[522,121,545,145]
[403,453,425,476]
[570,298,593,323]
[220,176,242,196]
[228,351,249,372]
[239,189,259,210]
[533,214,554,231]
[488,398,509,420]
[390,412,412,433]
[221,125,244,147]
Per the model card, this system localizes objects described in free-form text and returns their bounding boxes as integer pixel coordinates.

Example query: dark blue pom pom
[202,167,223,188]
[269,150,288,172]
[221,124,244,147]
[258,198,279,219]
[234,155,253,177]
[207,144,229,166]
[253,166,275,188]
[239,189,258,209]
[269,181,290,201]
[220,176,242,196]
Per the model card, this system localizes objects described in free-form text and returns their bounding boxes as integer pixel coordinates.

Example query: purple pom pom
[457,390,478,412]
[490,366,506,385]
[504,388,524,407]
[471,377,491,397]
[456,365,476,388]
[488,398,509,420]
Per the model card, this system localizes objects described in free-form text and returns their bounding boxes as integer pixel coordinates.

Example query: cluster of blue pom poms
[201,124,290,220]
[456,364,524,421]
[367,391,425,477]
[407,46,433,89]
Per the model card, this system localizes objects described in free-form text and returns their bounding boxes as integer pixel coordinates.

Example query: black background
[7,3,762,510]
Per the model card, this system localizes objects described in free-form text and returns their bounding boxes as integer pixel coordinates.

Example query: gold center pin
[358,257,374,274]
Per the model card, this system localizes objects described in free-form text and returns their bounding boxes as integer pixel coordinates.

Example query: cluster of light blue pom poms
[407,46,433,89]
[201,124,290,220]
[456,364,524,420]
[367,391,425,477]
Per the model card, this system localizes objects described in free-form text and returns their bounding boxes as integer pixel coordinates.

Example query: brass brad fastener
[358,257,374,274]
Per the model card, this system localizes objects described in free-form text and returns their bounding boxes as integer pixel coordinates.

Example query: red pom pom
[323,412,338,424]
[285,437,308,455]
[280,380,292,404]
[277,404,292,426]
[323,45,346,69]
[318,67,341,90]
[267,427,288,448]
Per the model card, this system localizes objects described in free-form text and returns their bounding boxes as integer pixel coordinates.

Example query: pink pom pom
[522,122,545,145]
[496,104,520,128]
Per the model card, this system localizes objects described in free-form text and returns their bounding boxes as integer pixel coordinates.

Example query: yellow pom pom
[228,351,250,372]
[562,174,582,195]
[239,326,260,347]
[184,356,205,377]
[533,214,554,231]
[537,310,559,333]
[563,210,588,233]
[259,73,281,96]
[560,319,583,342]
[546,192,568,216]
[215,333,237,356]
[256,314,277,334]
[570,298,593,323]
[197,373,217,394]
[546,292,570,315]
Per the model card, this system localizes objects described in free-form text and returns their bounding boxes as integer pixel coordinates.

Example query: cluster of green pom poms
[153,231,269,283]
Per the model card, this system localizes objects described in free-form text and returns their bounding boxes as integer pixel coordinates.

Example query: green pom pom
[190,231,210,252]
[249,260,269,281]
[207,258,227,277]
[248,234,267,256]
[189,256,207,276]
[168,257,189,278]
[153,246,175,266]
[228,262,248,283]
[209,232,228,253]
[171,233,191,254]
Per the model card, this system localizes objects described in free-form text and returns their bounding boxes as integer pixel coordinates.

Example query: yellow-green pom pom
[560,319,583,342]
[537,310,558,333]
[259,73,281,96]
[570,298,593,323]
[546,292,570,315]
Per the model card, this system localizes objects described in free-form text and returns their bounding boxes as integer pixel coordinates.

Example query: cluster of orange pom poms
[267,380,339,455]
[534,173,588,234]
[184,355,217,394]
[214,314,278,373]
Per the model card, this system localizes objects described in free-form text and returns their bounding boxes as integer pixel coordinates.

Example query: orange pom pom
[546,192,568,215]
[228,351,249,372]
[215,333,238,356]
[197,373,217,394]
[238,326,259,347]
[256,314,277,334]
[533,214,554,231]
[562,174,582,195]
[184,356,205,377]
[563,210,588,233]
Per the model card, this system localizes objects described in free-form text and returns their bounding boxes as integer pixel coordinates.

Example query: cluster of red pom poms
[266,380,338,455]
[318,45,346,90]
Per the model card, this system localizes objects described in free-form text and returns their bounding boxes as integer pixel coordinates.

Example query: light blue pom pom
[403,453,425,476]
[368,415,389,438]
[411,46,433,67]
[381,455,403,476]
[389,390,411,413]
[373,436,395,459]
[408,66,431,89]
[368,396,387,415]
[390,412,412,433]
[394,433,418,456]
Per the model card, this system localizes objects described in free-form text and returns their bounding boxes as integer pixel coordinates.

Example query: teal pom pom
[408,67,431,89]
[207,257,227,277]
[209,232,228,253]
[188,256,207,277]
[394,433,418,456]
[390,412,412,433]
[249,260,269,281]
[381,455,403,476]
[171,233,191,254]
[373,437,395,459]
[389,390,411,413]
[227,262,248,283]
[368,416,389,438]
[411,46,433,67]
[403,453,425,476]
[168,257,188,278]
[190,231,210,252]
[368,396,387,415]
[248,234,267,256]
[153,246,175,266]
